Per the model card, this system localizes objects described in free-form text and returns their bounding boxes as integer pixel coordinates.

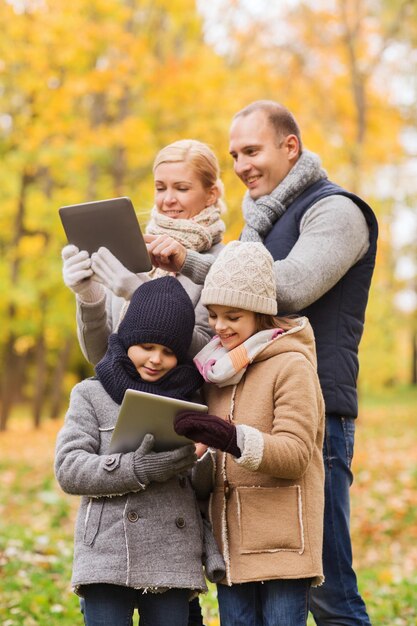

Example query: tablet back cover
[109,389,208,453]
[59,197,152,273]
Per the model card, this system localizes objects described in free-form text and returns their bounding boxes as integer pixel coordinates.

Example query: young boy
[55,276,224,626]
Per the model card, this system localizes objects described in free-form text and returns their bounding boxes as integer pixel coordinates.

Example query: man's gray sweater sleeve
[180,195,370,311]
[181,250,216,285]
[274,195,370,312]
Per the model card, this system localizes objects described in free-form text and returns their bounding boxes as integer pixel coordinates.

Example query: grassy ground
[1,387,416,625]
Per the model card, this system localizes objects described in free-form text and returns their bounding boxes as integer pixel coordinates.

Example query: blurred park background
[0,0,416,624]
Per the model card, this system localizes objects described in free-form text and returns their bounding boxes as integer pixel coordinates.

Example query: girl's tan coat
[206,319,325,586]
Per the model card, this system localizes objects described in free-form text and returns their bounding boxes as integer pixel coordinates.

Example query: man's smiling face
[229,109,297,200]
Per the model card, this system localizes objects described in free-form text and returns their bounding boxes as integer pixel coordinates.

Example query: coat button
[175,516,186,529]
[127,511,139,523]
[105,456,115,466]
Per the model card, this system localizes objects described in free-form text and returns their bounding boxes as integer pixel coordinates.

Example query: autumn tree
[200,0,417,388]
[0,0,230,428]
[1,0,416,429]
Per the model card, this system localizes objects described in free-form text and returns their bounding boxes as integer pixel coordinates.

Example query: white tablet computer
[59,197,152,274]
[109,389,208,454]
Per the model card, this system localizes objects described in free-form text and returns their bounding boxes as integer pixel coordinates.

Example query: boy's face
[207,305,257,351]
[127,343,178,382]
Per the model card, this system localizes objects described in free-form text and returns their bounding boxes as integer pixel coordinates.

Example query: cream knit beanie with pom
[201,241,277,315]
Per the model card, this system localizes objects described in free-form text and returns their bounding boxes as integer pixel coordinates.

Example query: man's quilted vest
[263,179,378,418]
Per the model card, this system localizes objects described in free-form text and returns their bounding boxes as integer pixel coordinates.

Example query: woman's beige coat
[204,319,325,586]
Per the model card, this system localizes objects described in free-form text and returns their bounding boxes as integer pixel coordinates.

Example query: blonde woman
[62,140,226,366]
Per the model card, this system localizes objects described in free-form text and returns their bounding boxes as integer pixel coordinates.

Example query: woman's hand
[144,234,187,273]
[91,247,142,300]
[62,244,104,303]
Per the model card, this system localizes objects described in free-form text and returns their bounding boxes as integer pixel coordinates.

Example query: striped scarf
[193,329,284,388]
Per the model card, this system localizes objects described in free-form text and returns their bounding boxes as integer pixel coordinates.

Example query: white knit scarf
[241,150,327,242]
[145,204,225,279]
[193,328,284,388]
[146,204,225,252]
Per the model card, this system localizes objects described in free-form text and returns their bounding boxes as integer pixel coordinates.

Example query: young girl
[174,241,325,626]
[55,276,225,626]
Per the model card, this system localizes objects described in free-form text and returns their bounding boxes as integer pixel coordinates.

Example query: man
[145,100,378,625]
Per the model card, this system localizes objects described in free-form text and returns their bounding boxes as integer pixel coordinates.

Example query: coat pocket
[83,498,105,546]
[237,486,304,554]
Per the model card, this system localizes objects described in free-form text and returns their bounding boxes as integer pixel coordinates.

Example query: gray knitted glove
[202,518,226,583]
[133,434,197,485]
[62,244,105,303]
[91,246,144,300]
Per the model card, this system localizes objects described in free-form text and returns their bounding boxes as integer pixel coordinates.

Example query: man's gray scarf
[241,150,327,242]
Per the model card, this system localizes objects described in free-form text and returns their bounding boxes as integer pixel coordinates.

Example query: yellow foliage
[17,235,46,259]
[14,335,36,355]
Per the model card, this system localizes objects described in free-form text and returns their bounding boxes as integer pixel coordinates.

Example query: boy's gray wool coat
[55,379,208,595]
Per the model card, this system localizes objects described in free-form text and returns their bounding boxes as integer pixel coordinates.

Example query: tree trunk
[49,337,74,419]
[0,169,34,429]
[0,338,16,431]
[32,332,47,428]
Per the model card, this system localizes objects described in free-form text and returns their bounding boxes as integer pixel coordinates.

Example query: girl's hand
[144,234,187,272]
[195,443,208,458]
[174,411,241,458]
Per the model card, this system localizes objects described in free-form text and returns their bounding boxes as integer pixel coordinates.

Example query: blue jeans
[188,597,204,625]
[80,588,204,626]
[81,583,190,626]
[309,416,372,626]
[217,578,311,626]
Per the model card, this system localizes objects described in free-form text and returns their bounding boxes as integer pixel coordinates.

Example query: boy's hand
[174,412,241,458]
[133,434,197,484]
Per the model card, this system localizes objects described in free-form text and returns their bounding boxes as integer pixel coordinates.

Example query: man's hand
[144,234,187,273]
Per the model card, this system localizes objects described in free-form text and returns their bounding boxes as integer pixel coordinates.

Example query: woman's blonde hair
[153,139,226,212]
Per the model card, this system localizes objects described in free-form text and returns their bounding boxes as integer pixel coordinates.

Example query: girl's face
[127,343,178,382]
[207,305,257,351]
[154,161,218,220]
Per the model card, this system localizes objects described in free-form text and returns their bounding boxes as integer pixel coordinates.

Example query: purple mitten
[174,411,241,458]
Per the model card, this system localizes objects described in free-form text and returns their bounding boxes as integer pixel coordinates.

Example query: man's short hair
[234,100,303,152]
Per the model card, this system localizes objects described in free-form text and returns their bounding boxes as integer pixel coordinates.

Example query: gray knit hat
[201,241,277,315]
